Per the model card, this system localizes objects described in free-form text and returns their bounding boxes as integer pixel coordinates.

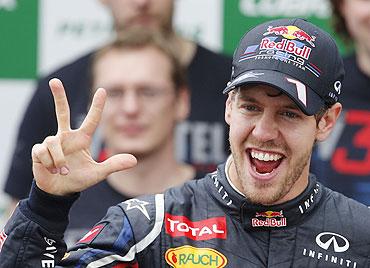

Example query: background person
[3,0,231,211]
[65,29,205,245]
[310,0,370,204]
[1,18,370,267]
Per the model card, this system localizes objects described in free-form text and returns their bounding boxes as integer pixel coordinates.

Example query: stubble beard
[230,143,312,205]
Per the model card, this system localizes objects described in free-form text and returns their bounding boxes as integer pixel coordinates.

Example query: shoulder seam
[85,194,165,267]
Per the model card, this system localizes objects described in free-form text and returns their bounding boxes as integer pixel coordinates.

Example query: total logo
[302,232,358,267]
[165,213,227,241]
[165,245,227,268]
[264,25,316,47]
[251,210,287,228]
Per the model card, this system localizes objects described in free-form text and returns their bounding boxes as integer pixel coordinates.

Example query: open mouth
[249,149,284,175]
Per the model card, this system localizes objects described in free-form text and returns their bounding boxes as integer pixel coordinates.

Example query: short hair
[330,0,351,42]
[92,28,187,91]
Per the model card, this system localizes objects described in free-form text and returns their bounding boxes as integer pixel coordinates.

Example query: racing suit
[1,159,370,267]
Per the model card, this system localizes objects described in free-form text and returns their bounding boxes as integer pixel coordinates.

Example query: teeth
[251,151,282,161]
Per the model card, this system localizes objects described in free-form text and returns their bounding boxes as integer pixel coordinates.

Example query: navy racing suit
[1,159,370,267]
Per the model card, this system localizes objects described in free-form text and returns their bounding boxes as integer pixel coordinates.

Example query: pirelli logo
[0,229,8,252]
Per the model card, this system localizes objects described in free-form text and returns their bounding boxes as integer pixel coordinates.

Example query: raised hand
[31,78,137,196]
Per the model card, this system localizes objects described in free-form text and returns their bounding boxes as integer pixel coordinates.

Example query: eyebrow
[238,92,302,112]
[284,104,301,111]
[238,94,258,103]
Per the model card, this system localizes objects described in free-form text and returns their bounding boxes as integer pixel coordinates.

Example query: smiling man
[221,17,344,207]
[1,18,370,268]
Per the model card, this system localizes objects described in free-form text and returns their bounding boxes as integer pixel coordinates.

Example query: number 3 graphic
[332,110,370,175]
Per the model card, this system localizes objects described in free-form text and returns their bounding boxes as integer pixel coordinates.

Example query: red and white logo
[78,224,105,244]
[165,214,227,241]
[113,262,139,268]
[0,229,7,252]
[259,38,312,60]
[263,25,316,47]
[252,210,287,228]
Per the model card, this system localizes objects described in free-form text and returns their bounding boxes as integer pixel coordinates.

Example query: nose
[251,113,279,142]
[120,91,141,116]
[134,0,150,8]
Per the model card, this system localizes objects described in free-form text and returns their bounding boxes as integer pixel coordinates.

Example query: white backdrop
[0,0,223,226]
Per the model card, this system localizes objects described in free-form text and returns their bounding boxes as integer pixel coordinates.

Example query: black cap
[223,18,344,115]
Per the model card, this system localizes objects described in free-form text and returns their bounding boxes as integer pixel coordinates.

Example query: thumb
[97,153,137,178]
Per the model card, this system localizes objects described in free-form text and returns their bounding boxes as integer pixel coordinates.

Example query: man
[311,0,370,205]
[1,18,370,267]
[65,29,204,246]
[3,0,231,207]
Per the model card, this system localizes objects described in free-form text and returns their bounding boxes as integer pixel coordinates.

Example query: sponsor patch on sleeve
[77,224,106,244]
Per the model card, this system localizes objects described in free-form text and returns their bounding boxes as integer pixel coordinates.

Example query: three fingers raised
[80,88,106,137]
[50,78,106,138]
[97,154,138,179]
[49,78,71,132]
[32,136,67,174]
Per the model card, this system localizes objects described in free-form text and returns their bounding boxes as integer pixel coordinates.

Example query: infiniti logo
[303,232,356,267]
[316,232,349,253]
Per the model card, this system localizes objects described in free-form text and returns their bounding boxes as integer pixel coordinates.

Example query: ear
[316,102,342,142]
[175,86,191,121]
[224,92,234,126]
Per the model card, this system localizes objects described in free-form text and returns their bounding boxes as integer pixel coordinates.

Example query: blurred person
[64,29,206,245]
[310,0,370,204]
[2,18,370,267]
[3,0,231,211]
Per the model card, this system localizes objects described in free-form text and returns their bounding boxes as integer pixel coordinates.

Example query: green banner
[223,0,348,56]
[0,0,38,79]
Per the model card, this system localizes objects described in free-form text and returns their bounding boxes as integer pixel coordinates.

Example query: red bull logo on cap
[264,25,316,47]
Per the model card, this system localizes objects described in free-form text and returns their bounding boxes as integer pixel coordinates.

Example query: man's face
[225,84,319,205]
[94,46,188,158]
[341,0,370,53]
[101,0,174,35]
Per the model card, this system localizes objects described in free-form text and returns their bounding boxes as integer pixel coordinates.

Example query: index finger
[49,78,71,132]
[80,88,106,137]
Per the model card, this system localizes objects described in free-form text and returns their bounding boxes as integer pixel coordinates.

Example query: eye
[241,104,260,112]
[139,86,165,98]
[280,110,300,119]
[106,89,123,98]
[140,87,154,97]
